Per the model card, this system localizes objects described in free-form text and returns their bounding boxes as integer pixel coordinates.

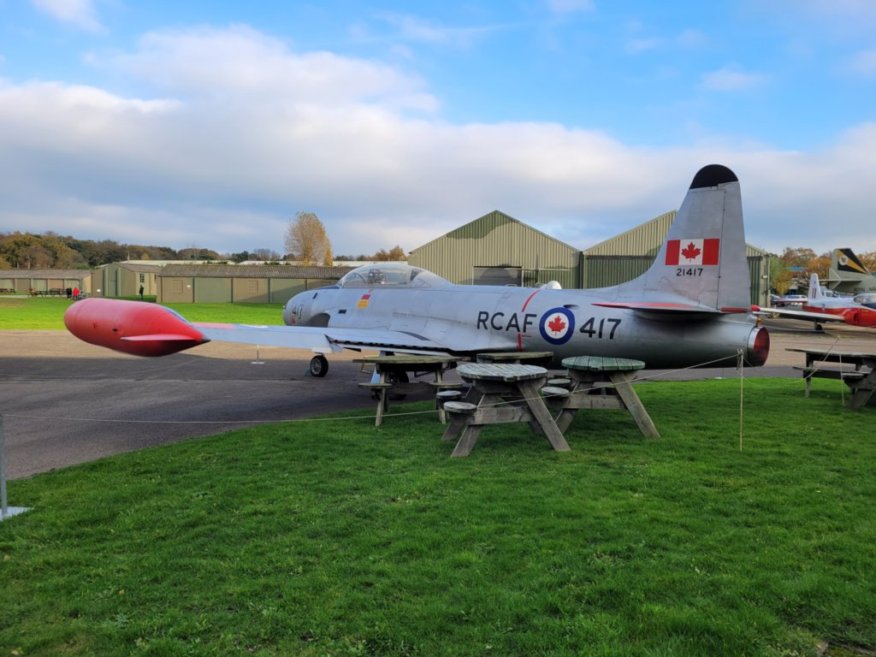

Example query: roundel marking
[839,254,849,266]
[539,307,575,345]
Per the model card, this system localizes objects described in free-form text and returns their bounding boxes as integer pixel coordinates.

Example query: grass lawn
[1,378,874,656]
[0,297,284,330]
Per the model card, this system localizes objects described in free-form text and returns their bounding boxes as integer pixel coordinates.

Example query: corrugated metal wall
[160,277,194,303]
[408,210,581,287]
[585,211,677,257]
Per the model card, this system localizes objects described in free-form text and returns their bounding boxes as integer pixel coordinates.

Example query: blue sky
[1,0,875,257]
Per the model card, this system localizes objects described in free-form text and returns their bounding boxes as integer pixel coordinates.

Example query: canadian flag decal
[665,238,720,266]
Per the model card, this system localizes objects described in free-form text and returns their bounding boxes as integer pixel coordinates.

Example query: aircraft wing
[593,301,725,314]
[754,307,845,324]
[195,322,451,355]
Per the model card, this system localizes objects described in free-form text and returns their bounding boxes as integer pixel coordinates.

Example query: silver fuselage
[284,284,766,369]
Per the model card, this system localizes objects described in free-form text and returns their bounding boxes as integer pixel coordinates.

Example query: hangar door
[472,266,523,286]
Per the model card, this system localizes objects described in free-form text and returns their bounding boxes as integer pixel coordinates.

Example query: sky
[1,0,875,258]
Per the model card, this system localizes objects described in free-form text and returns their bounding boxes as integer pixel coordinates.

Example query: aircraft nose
[283,292,309,326]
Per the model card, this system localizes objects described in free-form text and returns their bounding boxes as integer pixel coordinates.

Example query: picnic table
[353,354,462,426]
[441,363,570,457]
[543,356,659,438]
[786,347,876,409]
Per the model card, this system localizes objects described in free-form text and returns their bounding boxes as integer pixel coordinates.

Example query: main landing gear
[309,354,329,377]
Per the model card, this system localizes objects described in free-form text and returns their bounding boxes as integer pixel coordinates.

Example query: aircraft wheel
[309,355,329,377]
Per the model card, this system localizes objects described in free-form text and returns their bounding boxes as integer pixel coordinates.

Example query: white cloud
[624,28,708,55]
[545,0,595,15]
[846,49,876,75]
[376,13,506,49]
[701,66,768,91]
[30,0,102,31]
[2,25,875,257]
[97,25,437,112]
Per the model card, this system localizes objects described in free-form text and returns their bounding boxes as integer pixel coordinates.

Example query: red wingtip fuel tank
[64,298,208,357]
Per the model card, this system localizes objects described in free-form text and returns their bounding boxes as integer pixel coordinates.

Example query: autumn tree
[250,248,282,261]
[773,247,832,293]
[284,212,333,266]
[858,251,876,272]
[373,245,406,261]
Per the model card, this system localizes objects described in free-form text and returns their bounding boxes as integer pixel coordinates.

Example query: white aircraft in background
[758,273,876,329]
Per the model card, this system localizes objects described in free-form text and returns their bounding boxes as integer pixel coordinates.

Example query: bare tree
[284,212,333,266]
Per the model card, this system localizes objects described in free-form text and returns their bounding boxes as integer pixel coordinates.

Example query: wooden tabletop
[562,356,646,372]
[352,354,458,366]
[457,363,548,382]
[476,351,554,362]
[785,348,876,362]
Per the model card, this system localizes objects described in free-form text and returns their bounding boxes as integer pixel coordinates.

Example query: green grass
[0,297,284,329]
[1,378,874,656]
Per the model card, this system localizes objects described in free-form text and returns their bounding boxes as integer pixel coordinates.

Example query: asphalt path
[1,320,874,479]
[0,333,389,479]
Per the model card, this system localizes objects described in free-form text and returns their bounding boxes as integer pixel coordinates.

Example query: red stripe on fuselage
[521,289,541,311]
[516,289,542,351]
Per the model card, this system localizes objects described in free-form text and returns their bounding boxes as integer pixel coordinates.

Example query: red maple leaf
[548,315,566,333]
[681,242,701,261]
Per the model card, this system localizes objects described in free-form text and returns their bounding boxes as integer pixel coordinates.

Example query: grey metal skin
[277,164,770,370]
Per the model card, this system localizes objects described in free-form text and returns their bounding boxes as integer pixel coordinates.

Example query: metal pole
[1,414,8,518]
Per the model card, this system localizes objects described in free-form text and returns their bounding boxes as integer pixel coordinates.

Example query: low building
[156,264,354,304]
[0,269,94,296]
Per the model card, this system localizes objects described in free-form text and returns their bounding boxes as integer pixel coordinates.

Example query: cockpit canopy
[853,292,876,309]
[337,263,452,289]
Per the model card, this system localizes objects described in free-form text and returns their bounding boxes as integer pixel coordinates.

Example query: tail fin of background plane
[605,164,751,313]
[832,248,870,276]
[808,273,822,301]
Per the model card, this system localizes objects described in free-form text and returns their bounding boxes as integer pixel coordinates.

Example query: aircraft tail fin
[832,248,870,277]
[808,273,822,301]
[608,164,751,313]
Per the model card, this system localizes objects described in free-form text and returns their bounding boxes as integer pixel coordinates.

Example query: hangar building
[408,211,582,288]
[408,209,771,305]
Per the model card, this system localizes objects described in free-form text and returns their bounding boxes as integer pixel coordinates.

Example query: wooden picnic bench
[353,354,462,426]
[441,363,570,457]
[786,347,876,409]
[544,356,660,438]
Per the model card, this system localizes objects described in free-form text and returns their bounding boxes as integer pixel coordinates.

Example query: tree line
[1,213,407,269]
[4,222,873,285]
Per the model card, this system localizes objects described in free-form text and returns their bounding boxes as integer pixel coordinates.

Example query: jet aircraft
[65,164,770,375]
[826,248,876,294]
[758,273,876,329]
